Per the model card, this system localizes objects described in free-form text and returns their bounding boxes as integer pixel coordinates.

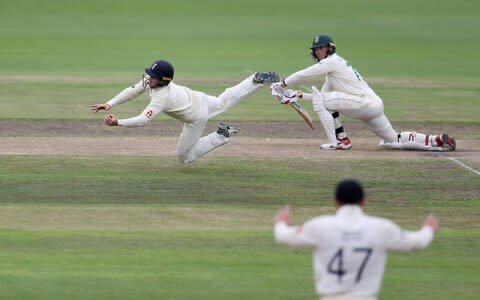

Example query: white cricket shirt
[274,205,434,298]
[107,80,206,126]
[284,53,377,97]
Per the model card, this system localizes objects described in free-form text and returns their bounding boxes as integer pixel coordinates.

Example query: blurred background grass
[1,0,479,123]
[1,0,479,79]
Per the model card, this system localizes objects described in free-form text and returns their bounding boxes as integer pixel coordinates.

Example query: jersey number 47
[327,247,373,283]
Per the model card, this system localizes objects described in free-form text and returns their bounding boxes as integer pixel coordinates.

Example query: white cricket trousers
[320,296,377,300]
[176,74,262,164]
[312,87,397,143]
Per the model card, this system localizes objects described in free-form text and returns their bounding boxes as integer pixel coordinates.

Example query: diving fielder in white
[91,60,279,164]
[274,179,439,300]
[271,35,456,151]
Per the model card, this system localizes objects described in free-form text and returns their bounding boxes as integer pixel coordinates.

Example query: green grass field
[1,0,479,299]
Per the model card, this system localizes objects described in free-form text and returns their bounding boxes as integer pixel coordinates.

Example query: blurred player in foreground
[92,59,279,164]
[274,179,439,300]
[271,34,456,151]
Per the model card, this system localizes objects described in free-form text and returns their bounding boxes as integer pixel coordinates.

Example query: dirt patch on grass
[1,121,478,163]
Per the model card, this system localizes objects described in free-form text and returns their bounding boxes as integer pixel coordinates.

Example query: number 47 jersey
[274,205,434,298]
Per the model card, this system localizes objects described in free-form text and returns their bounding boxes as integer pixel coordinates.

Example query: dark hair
[335,179,364,204]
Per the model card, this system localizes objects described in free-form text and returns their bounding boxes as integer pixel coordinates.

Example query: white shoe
[320,137,352,150]
[320,143,338,150]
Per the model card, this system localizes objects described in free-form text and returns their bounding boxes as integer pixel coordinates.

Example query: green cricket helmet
[310,34,336,61]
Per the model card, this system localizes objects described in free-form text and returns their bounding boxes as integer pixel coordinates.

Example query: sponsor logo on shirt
[146,110,153,118]
[341,231,362,241]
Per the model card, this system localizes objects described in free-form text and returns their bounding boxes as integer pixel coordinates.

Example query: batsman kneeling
[271,34,456,151]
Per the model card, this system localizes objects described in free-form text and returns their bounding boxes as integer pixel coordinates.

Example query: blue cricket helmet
[145,60,174,82]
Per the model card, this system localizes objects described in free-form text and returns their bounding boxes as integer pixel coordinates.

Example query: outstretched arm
[386,214,439,252]
[91,80,146,113]
[271,61,332,101]
[274,206,315,248]
[106,102,164,128]
[283,61,334,87]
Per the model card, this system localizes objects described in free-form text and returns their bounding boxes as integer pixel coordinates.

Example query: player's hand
[270,82,285,98]
[271,79,286,89]
[280,89,298,104]
[104,114,118,126]
[91,103,111,113]
[271,81,285,90]
[423,214,439,232]
[275,205,291,225]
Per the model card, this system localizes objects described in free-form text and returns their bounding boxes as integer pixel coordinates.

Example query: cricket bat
[290,101,314,130]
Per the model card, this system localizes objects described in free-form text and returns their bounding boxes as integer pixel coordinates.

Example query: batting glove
[270,82,285,98]
[280,89,298,104]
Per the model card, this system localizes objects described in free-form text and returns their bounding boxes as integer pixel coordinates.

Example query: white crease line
[249,69,478,176]
[445,157,480,176]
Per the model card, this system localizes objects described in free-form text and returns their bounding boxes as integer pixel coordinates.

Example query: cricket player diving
[91,59,279,164]
[274,179,439,300]
[271,34,456,151]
